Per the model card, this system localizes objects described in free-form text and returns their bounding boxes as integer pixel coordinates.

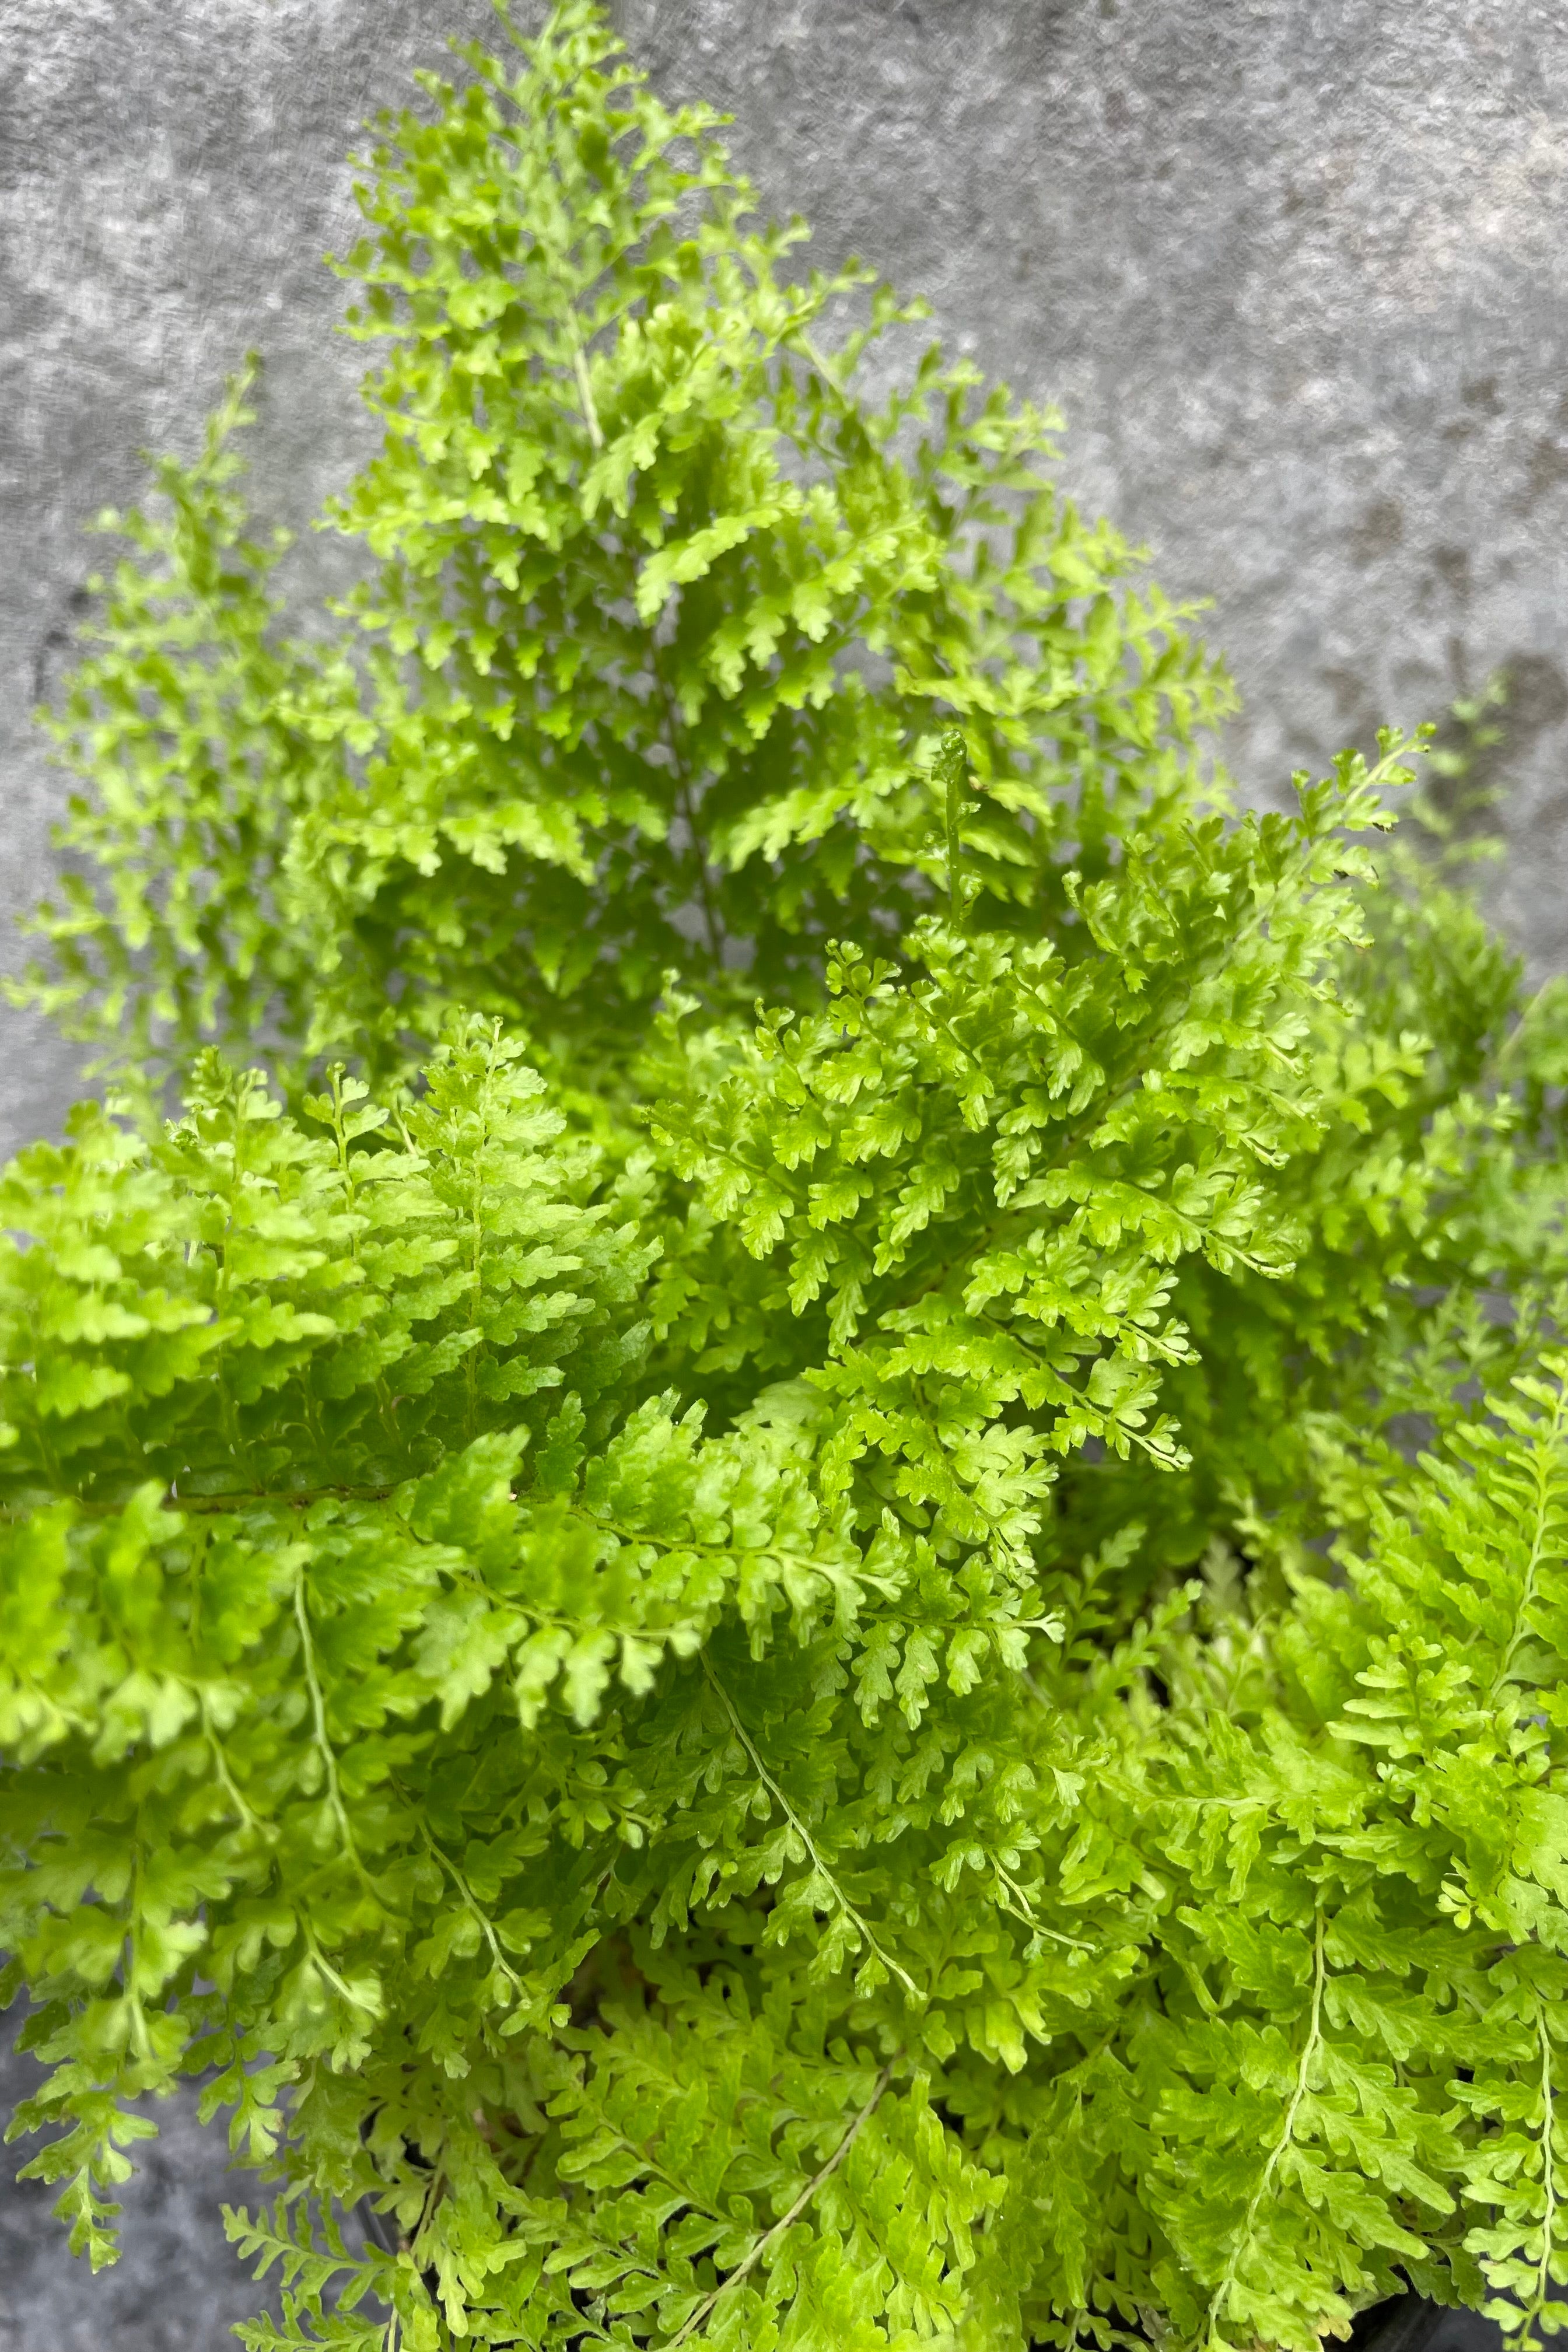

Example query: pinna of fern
[6,5,1568,2351]
[4,1035,1568,2352]
[17,0,1230,1097]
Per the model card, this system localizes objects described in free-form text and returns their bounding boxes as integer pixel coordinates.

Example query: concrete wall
[4,0,1568,2339]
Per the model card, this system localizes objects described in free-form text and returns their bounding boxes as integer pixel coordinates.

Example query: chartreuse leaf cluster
[8,5,1568,2349]
[17,0,1224,1099]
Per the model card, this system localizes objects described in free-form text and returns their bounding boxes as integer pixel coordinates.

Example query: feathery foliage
[8,6,1568,2348]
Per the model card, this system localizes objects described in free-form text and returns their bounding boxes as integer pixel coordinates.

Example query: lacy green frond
[6,5,1568,2350]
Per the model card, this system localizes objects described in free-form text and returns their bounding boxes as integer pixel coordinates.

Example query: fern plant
[7,7,1568,2350]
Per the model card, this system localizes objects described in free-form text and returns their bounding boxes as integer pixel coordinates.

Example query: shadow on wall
[1434,652,1568,813]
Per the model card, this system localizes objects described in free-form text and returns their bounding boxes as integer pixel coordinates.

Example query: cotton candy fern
[7,6,1568,2350]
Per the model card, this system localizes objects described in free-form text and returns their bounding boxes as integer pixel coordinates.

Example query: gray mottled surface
[0,2005,285,2350]
[620,0,1568,953]
[5,0,1568,2340]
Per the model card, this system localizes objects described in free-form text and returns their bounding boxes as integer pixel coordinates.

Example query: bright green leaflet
[7,6,1568,2350]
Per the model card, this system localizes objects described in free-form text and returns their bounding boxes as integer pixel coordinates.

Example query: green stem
[302,1921,379,2016]
[1490,1395,1565,1705]
[648,642,724,966]
[571,343,603,450]
[1530,2000,1559,2337]
[123,1846,154,2067]
[936,729,968,921]
[701,1657,918,1997]
[1205,1909,1326,2347]
[293,1571,372,1891]
[197,1689,265,1839]
[418,1821,528,2005]
[667,2062,894,2349]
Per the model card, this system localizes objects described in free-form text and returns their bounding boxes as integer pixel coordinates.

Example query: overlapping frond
[6,5,1568,2350]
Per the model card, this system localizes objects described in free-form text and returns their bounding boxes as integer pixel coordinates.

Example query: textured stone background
[3,0,1568,2339]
